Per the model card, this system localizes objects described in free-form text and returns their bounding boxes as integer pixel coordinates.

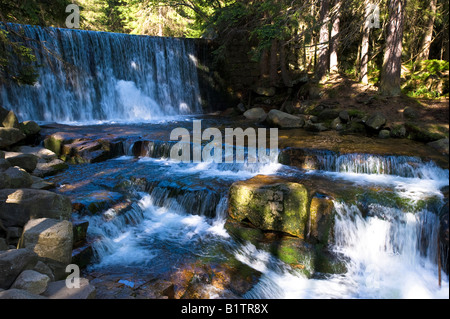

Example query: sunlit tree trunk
[417,0,436,61]
[360,22,370,83]
[329,0,341,73]
[316,0,330,81]
[379,0,406,96]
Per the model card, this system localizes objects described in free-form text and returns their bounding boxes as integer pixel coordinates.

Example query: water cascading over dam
[0,23,202,122]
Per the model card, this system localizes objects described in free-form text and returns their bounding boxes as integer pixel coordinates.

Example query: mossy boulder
[0,106,19,129]
[308,195,335,244]
[19,121,41,136]
[405,122,446,143]
[225,220,346,277]
[390,124,407,138]
[0,128,26,149]
[365,112,386,131]
[228,175,309,238]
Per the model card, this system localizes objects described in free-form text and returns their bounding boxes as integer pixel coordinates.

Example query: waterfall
[0,23,202,122]
[310,151,448,179]
[239,201,448,299]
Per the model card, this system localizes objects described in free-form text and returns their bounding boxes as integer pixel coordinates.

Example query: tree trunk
[316,0,330,81]
[260,49,270,81]
[279,41,292,87]
[360,0,373,84]
[360,27,370,83]
[329,1,341,73]
[270,39,279,86]
[379,0,406,96]
[417,0,437,61]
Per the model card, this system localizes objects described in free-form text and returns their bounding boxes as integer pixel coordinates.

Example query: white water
[1,24,202,122]
[313,152,448,179]
[86,192,230,269]
[238,204,448,299]
[237,157,449,299]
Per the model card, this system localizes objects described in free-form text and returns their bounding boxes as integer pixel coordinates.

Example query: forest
[1,0,449,97]
[0,0,449,302]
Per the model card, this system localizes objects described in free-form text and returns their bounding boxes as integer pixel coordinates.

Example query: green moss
[229,178,309,238]
[347,110,367,119]
[44,136,63,156]
[405,122,446,143]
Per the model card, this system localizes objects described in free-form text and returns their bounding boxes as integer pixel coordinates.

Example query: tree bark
[270,39,279,86]
[279,41,292,87]
[316,0,330,81]
[360,17,370,83]
[379,0,406,96]
[329,1,341,73]
[417,0,436,61]
[360,0,374,84]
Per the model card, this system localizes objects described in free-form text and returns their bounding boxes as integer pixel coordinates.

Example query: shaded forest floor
[318,73,449,137]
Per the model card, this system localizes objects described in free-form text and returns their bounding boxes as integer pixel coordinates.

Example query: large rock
[266,109,305,129]
[0,189,72,228]
[365,112,386,131]
[19,121,41,136]
[61,140,113,164]
[2,167,33,188]
[10,269,50,295]
[304,121,329,132]
[0,158,11,171]
[318,109,340,121]
[42,278,96,299]
[378,129,391,139]
[0,238,7,251]
[30,176,55,191]
[254,87,276,97]
[72,244,93,269]
[4,152,38,173]
[308,196,335,243]
[33,261,55,282]
[33,159,68,177]
[73,220,89,248]
[19,218,73,267]
[0,248,38,289]
[428,138,449,156]
[0,127,26,148]
[228,175,309,238]
[243,108,267,123]
[0,171,11,189]
[0,106,19,129]
[43,132,82,156]
[405,123,446,143]
[403,107,418,120]
[13,146,57,162]
[0,288,47,299]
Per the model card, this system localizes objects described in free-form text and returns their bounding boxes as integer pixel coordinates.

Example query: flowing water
[2,24,448,299]
[1,23,201,122]
[51,144,449,299]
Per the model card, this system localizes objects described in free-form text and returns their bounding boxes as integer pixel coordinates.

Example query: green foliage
[0,27,39,85]
[0,0,71,26]
[402,59,449,98]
